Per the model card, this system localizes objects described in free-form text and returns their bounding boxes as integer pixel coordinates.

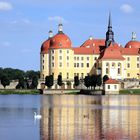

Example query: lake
[0,94,140,140]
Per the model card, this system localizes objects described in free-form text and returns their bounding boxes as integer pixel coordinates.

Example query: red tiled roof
[50,33,72,49]
[125,41,140,49]
[121,48,140,55]
[41,39,50,53]
[73,47,94,54]
[99,43,125,60]
[105,79,119,84]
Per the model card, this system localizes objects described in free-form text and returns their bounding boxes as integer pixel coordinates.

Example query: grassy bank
[120,89,140,94]
[0,89,40,94]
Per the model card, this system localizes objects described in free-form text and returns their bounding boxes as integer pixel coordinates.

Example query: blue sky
[0,0,140,70]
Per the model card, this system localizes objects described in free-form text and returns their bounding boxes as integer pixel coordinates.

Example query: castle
[40,14,140,89]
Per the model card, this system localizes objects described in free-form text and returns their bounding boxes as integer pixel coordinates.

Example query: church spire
[48,30,53,38]
[105,12,115,47]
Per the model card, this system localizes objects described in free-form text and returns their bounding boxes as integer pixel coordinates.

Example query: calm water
[0,95,140,140]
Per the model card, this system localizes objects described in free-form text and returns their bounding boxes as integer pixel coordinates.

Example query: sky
[0,0,140,71]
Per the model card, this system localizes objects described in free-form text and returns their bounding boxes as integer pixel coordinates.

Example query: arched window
[106,62,109,67]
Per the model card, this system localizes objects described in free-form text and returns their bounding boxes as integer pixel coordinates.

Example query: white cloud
[48,16,67,23]
[0,2,13,11]
[120,4,133,13]
[11,18,31,24]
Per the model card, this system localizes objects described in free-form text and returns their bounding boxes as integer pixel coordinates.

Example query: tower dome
[125,32,140,48]
[50,33,72,49]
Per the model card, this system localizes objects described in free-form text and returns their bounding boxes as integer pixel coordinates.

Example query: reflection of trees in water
[40,95,140,140]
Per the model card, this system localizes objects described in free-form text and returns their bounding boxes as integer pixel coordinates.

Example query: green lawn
[120,89,140,94]
[0,89,40,94]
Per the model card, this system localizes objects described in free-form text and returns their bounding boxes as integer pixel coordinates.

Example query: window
[127,73,130,77]
[43,54,44,57]
[67,50,69,54]
[59,62,62,67]
[59,72,62,75]
[94,57,97,60]
[77,73,79,77]
[137,63,140,68]
[59,50,62,53]
[67,63,69,67]
[118,68,121,74]
[67,56,69,60]
[81,73,84,78]
[127,63,130,68]
[77,63,79,67]
[108,85,110,89]
[137,57,139,61]
[43,60,44,63]
[106,63,109,66]
[77,57,79,60]
[74,57,76,60]
[81,57,84,60]
[52,56,54,60]
[52,73,54,76]
[127,57,130,61]
[59,56,62,60]
[43,65,44,70]
[74,63,76,67]
[52,50,54,54]
[67,73,69,79]
[118,63,121,67]
[74,73,76,77]
[106,68,109,74]
[87,63,89,67]
[87,57,89,61]
[59,43,62,46]
[81,63,84,67]
[52,62,54,67]
[112,62,115,67]
[114,85,117,89]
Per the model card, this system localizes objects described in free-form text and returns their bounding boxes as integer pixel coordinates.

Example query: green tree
[1,75,10,89]
[74,76,79,87]
[84,75,91,89]
[45,75,54,88]
[30,76,38,89]
[57,75,63,87]
[96,75,102,89]
[16,76,25,89]
[91,74,97,90]
[103,75,109,83]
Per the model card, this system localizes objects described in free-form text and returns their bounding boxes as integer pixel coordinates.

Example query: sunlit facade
[40,14,140,87]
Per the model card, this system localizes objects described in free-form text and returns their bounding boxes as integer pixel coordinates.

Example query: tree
[91,74,97,90]
[45,75,54,88]
[74,76,79,87]
[96,75,102,89]
[1,75,10,89]
[16,76,25,89]
[31,76,38,89]
[84,75,91,89]
[57,75,63,87]
[103,75,109,83]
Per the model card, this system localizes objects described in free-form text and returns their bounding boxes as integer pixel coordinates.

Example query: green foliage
[74,76,79,87]
[91,74,97,89]
[96,75,102,89]
[45,75,54,88]
[57,75,63,86]
[30,76,39,89]
[25,70,40,80]
[103,75,109,83]
[1,75,10,88]
[84,75,91,88]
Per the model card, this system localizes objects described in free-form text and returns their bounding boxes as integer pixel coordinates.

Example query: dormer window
[86,45,90,48]
[59,43,62,47]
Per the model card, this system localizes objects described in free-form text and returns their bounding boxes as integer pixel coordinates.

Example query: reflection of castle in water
[40,95,140,140]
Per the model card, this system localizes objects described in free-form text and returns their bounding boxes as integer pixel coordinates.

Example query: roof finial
[49,30,53,38]
[132,32,136,41]
[58,18,63,33]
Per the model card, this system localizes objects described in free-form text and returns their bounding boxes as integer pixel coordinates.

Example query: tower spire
[105,12,115,47]
[108,12,112,28]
